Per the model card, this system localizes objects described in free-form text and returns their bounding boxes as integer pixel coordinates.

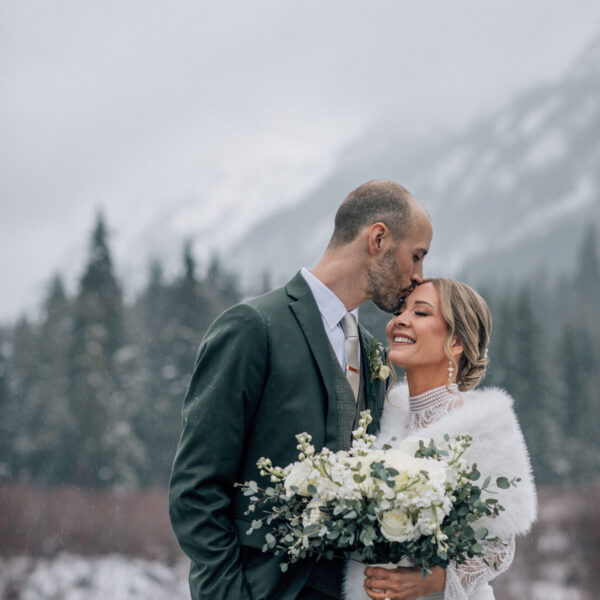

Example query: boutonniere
[367,338,391,382]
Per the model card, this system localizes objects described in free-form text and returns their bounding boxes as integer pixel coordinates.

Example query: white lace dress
[343,384,518,600]
[406,385,515,600]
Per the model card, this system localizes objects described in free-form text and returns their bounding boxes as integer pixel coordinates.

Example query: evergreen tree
[558,321,599,480]
[575,224,600,298]
[0,333,13,477]
[34,275,73,482]
[572,225,600,355]
[8,317,42,481]
[486,289,558,482]
[483,293,515,390]
[129,258,181,485]
[170,240,213,380]
[67,212,141,487]
[206,253,240,309]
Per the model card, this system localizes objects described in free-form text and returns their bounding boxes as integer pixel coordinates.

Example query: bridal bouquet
[236,410,518,577]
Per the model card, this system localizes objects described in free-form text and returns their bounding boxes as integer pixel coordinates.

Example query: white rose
[379,509,418,543]
[383,449,417,485]
[284,461,317,497]
[378,365,391,380]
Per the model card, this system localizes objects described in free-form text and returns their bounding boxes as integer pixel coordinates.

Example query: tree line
[1,215,598,488]
[0,214,244,488]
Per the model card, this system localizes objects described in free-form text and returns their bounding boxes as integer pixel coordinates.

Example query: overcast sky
[2,1,600,323]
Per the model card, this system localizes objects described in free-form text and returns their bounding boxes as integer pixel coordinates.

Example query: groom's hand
[363,565,446,600]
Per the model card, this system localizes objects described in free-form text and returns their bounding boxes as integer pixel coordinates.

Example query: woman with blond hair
[344,278,536,600]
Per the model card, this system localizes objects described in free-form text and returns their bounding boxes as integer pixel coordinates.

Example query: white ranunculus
[379,509,418,543]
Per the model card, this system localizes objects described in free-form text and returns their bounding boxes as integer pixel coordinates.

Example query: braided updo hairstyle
[422,278,492,391]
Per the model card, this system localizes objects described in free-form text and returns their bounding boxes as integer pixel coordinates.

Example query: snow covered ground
[0,554,190,600]
[0,551,594,600]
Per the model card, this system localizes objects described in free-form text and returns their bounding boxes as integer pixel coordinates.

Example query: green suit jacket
[169,272,388,600]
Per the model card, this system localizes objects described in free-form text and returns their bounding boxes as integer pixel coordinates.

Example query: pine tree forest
[1,215,599,491]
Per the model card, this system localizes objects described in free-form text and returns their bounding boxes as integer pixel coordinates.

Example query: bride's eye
[393,306,405,317]
[415,311,428,317]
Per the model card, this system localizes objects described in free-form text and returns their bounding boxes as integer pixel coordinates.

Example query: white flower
[444,464,461,488]
[394,436,421,458]
[349,453,384,496]
[302,499,325,527]
[379,509,418,542]
[378,365,391,380]
[284,460,318,497]
[367,339,391,381]
[382,448,415,476]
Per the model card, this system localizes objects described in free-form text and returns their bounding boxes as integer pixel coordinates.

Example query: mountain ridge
[225,31,600,292]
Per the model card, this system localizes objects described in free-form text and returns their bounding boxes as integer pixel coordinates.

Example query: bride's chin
[388,354,410,369]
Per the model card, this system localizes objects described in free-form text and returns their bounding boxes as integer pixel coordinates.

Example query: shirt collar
[300,267,359,331]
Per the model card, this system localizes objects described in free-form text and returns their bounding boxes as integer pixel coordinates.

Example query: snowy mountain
[225,32,600,291]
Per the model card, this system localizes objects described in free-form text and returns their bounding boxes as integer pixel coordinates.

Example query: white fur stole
[343,385,537,600]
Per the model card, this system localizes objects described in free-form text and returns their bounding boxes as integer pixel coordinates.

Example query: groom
[169,180,433,600]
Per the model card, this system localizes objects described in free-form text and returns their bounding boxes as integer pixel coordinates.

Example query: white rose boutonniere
[367,338,391,382]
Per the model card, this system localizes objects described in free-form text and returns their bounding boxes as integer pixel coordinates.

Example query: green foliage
[2,217,599,489]
[4,213,242,488]
[237,431,512,574]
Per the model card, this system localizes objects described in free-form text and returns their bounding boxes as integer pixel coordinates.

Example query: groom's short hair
[328,180,415,247]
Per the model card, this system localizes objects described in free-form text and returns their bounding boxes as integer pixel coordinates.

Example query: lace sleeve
[444,537,515,600]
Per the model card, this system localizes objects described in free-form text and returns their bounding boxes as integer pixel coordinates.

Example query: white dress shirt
[300,267,360,370]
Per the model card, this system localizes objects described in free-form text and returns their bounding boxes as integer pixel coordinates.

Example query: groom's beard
[367,251,415,314]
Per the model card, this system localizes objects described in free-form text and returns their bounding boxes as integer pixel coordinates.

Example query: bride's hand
[363,564,446,600]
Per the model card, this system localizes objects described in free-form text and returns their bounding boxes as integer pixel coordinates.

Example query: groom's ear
[368,222,388,255]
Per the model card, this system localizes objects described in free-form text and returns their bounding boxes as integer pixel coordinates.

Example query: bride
[344,278,537,600]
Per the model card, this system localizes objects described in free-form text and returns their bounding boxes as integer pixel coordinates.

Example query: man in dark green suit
[169,180,433,600]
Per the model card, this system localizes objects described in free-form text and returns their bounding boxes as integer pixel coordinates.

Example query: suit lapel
[358,325,385,433]
[286,273,339,448]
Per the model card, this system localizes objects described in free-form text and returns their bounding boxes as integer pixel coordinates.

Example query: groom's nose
[411,264,423,285]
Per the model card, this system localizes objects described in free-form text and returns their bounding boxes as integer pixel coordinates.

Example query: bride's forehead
[408,282,438,302]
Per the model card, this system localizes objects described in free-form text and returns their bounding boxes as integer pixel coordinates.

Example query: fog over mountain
[226,31,600,292]
[4,4,600,323]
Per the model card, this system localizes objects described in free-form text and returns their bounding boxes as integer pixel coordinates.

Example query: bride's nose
[392,311,409,327]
